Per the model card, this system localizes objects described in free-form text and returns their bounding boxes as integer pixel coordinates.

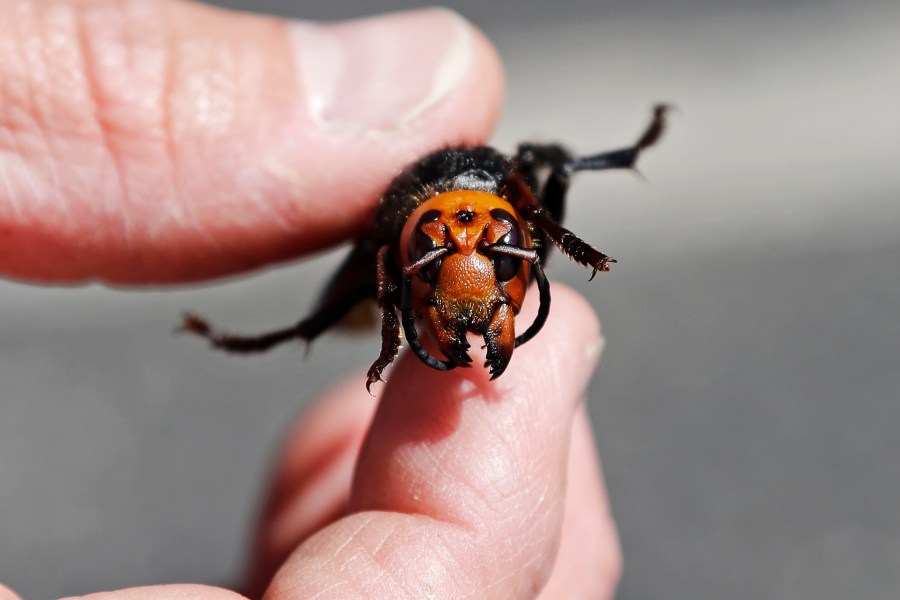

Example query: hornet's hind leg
[566,103,669,173]
[514,104,670,222]
[181,241,378,353]
[508,104,670,276]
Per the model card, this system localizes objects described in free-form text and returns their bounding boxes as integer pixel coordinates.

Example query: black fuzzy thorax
[370,146,513,247]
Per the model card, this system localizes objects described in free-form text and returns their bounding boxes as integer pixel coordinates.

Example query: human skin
[0,1,622,598]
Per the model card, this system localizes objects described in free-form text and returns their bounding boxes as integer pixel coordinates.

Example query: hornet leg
[365,245,404,393]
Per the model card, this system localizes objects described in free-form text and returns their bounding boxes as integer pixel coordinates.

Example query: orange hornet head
[398,190,547,378]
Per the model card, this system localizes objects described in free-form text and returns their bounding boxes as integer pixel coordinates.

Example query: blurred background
[2,0,899,598]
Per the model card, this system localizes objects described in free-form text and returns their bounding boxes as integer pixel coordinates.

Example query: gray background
[2,0,899,598]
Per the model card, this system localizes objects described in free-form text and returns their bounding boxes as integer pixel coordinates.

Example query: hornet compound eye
[489,208,524,282]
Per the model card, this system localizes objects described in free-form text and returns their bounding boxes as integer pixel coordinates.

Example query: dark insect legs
[181,105,669,390]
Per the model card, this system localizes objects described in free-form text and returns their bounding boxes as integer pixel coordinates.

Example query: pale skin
[0,1,622,598]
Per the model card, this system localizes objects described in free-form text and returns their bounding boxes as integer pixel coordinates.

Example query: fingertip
[539,283,605,378]
[256,8,505,265]
[338,283,602,590]
[352,283,603,512]
[498,282,603,407]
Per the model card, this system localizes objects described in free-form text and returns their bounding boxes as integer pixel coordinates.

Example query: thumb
[0,1,503,283]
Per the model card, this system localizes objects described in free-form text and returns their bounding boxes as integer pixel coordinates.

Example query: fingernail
[290,9,473,132]
[578,334,605,393]
[585,334,605,368]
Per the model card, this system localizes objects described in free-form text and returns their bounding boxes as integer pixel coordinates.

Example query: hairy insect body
[183,106,670,390]
[373,148,511,244]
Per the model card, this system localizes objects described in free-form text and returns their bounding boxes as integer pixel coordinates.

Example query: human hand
[0,1,621,598]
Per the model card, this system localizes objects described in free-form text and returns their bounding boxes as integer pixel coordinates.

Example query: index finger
[267,284,603,598]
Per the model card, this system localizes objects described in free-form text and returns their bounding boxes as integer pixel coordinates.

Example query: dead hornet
[183,105,669,392]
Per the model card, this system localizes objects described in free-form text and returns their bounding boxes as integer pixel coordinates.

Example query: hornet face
[398,190,537,379]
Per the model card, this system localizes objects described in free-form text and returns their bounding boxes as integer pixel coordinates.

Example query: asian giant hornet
[182,105,669,392]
